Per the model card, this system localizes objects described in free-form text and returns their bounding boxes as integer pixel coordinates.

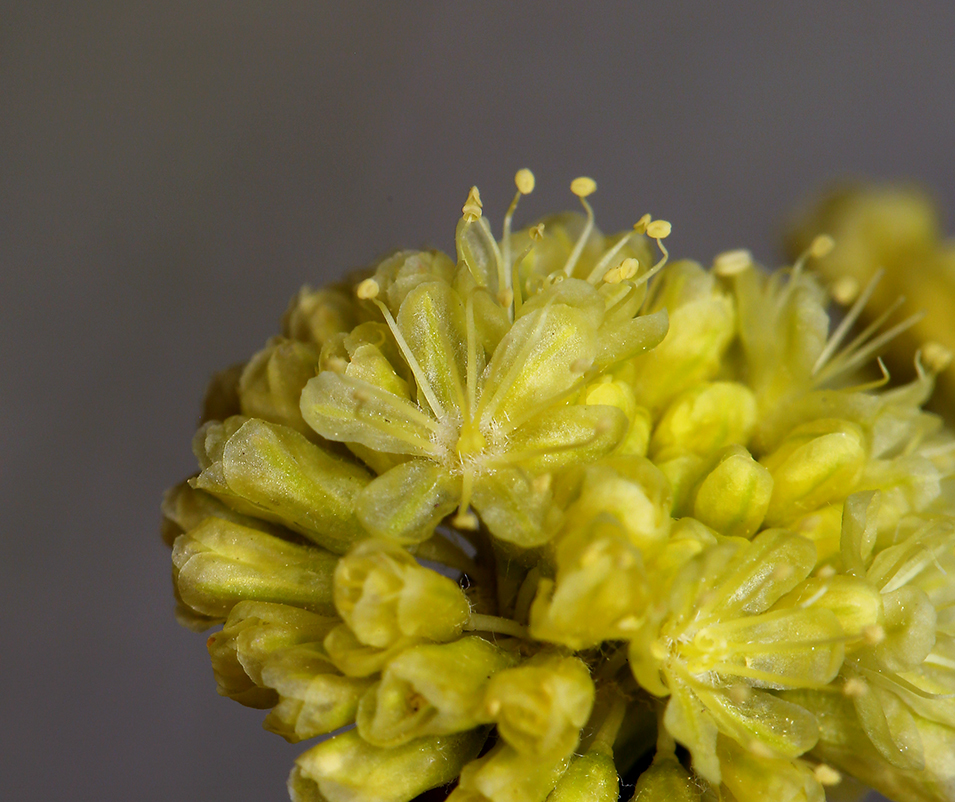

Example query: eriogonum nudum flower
[165,171,955,802]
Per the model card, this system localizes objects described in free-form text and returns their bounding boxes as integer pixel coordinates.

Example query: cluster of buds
[165,172,955,802]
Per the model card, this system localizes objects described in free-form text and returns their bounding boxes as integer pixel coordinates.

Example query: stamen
[633,213,652,234]
[812,269,886,376]
[325,355,348,373]
[510,237,537,318]
[563,177,597,277]
[634,236,669,290]
[713,249,753,277]
[464,291,479,419]
[359,286,448,419]
[792,234,835,279]
[862,624,885,646]
[464,613,528,639]
[601,257,639,285]
[462,186,483,222]
[645,219,672,239]
[831,276,860,306]
[586,231,640,284]
[842,677,868,698]
[922,341,953,373]
[502,169,535,298]
[814,765,842,786]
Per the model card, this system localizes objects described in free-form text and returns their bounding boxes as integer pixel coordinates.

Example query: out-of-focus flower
[165,172,955,802]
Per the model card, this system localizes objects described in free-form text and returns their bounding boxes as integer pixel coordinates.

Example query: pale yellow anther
[922,340,953,373]
[486,699,502,717]
[747,740,777,759]
[497,288,514,308]
[352,388,371,404]
[810,234,836,259]
[325,356,348,374]
[515,168,535,195]
[713,248,753,277]
[862,624,886,646]
[816,564,837,579]
[728,684,752,704]
[570,357,594,374]
[570,176,597,198]
[603,257,639,284]
[842,677,868,698]
[772,563,795,582]
[633,214,652,234]
[356,278,380,300]
[615,615,642,632]
[814,765,842,786]
[831,276,860,306]
[649,639,669,661]
[462,186,484,221]
[452,509,480,531]
[531,473,552,495]
[529,223,545,240]
[645,219,672,239]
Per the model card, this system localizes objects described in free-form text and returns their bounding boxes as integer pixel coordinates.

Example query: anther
[645,220,672,239]
[810,234,836,259]
[922,341,953,373]
[515,168,535,195]
[842,677,868,698]
[356,278,380,300]
[531,473,552,495]
[728,684,751,704]
[603,257,639,284]
[530,223,545,240]
[634,214,652,234]
[814,765,842,786]
[462,186,483,221]
[771,563,795,582]
[570,176,597,197]
[571,357,594,374]
[862,624,886,645]
[325,356,348,374]
[713,249,753,277]
[816,564,837,579]
[831,276,860,306]
[747,740,777,759]
[452,509,480,531]
[497,288,514,308]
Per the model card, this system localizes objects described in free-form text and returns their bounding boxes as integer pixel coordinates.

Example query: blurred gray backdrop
[3,2,954,800]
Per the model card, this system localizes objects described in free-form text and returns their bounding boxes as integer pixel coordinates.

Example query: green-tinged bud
[333,539,471,649]
[546,750,619,802]
[447,741,572,802]
[563,456,672,551]
[761,419,867,526]
[262,646,375,741]
[161,479,284,548]
[630,756,701,801]
[691,445,773,539]
[289,726,486,802]
[282,285,360,349]
[529,516,650,649]
[630,261,736,413]
[322,623,406,677]
[483,653,595,759]
[583,378,653,457]
[238,338,321,435]
[357,636,518,746]
[192,417,373,554]
[207,601,338,707]
[874,586,937,673]
[172,518,337,620]
[650,382,757,460]
[716,737,826,802]
[775,575,881,642]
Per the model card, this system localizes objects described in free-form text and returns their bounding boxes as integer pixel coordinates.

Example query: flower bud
[237,338,321,435]
[289,726,486,802]
[282,285,359,348]
[172,518,337,621]
[691,446,773,539]
[630,756,701,801]
[716,737,826,802]
[192,417,373,554]
[262,646,375,741]
[483,653,595,760]
[207,601,338,707]
[650,382,757,460]
[448,741,571,802]
[333,539,471,649]
[530,517,650,649]
[546,749,619,802]
[357,636,517,747]
[322,623,406,677]
[761,419,866,526]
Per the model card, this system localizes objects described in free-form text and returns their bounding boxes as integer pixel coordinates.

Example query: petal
[478,304,598,432]
[357,460,461,544]
[471,466,562,548]
[301,371,442,458]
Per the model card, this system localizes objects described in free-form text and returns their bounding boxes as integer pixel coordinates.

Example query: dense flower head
[165,172,955,802]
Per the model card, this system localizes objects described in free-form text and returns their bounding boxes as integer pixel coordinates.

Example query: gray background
[3,3,953,800]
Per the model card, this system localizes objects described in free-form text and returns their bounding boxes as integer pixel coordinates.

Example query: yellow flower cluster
[165,172,955,802]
